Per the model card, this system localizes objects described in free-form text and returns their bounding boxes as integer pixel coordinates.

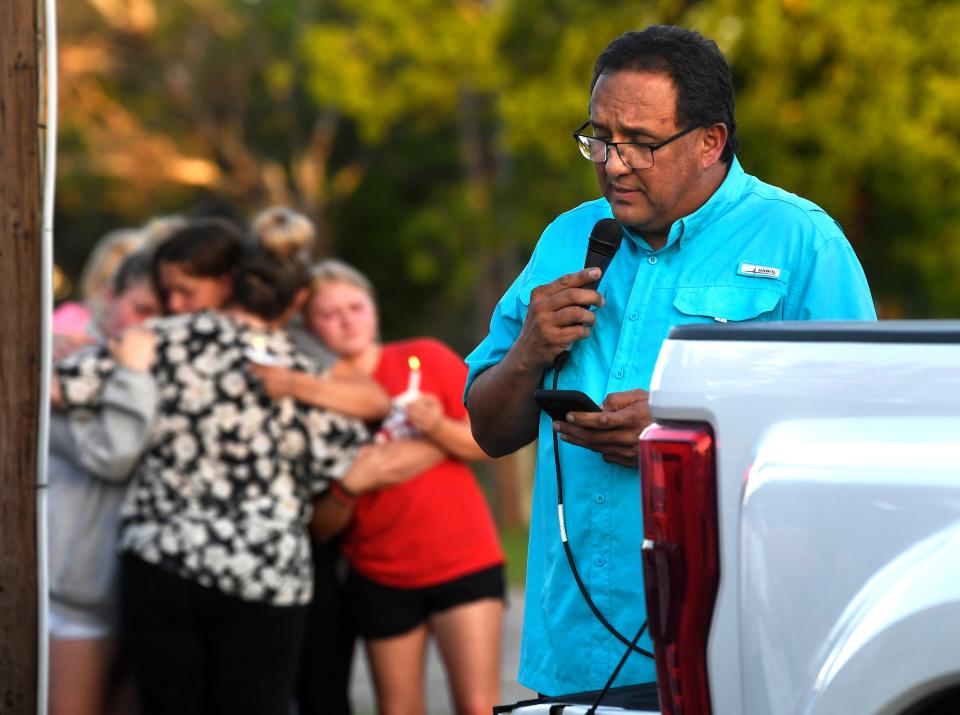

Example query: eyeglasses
[572,121,698,170]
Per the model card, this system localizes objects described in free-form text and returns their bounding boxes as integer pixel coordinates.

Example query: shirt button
[615,368,624,379]
[595,494,605,504]
[629,311,639,321]
[647,256,658,265]
[595,556,606,566]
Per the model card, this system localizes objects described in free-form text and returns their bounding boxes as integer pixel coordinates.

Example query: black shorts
[347,564,506,639]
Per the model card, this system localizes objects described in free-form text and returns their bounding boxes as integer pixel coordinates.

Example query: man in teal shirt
[465,25,875,696]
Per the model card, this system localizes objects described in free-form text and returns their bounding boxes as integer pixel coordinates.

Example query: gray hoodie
[48,365,157,629]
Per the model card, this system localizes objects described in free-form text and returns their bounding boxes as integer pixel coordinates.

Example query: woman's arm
[250,363,390,420]
[53,326,155,411]
[309,439,447,542]
[405,394,490,462]
[70,367,158,481]
[54,327,158,482]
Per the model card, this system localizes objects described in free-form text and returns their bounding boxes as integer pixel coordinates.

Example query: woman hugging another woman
[54,219,369,715]
[262,260,506,715]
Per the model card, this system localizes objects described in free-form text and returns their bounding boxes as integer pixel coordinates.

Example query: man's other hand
[550,388,652,467]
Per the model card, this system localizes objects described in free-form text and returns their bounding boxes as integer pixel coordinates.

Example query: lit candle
[406,355,421,396]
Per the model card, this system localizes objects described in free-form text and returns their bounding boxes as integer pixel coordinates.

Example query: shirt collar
[622,155,748,252]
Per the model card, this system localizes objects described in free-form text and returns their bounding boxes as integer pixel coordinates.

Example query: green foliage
[721,0,960,316]
[55,0,960,333]
[300,0,504,142]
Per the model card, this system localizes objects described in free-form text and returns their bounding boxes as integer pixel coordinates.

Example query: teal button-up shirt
[465,158,876,695]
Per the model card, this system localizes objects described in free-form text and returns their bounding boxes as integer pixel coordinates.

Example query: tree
[57,0,960,328]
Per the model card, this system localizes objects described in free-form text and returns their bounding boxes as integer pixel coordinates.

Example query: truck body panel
[649,325,960,715]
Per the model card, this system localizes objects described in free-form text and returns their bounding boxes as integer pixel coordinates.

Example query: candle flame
[408,355,421,371]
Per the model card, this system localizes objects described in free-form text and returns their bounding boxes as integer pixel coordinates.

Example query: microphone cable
[549,352,653,660]
[586,621,649,715]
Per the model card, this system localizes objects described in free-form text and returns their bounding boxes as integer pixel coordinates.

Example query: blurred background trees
[56,0,960,342]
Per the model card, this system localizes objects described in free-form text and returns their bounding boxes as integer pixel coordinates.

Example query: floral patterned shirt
[56,310,368,606]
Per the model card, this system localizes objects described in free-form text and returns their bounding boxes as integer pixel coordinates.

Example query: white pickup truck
[500,321,960,715]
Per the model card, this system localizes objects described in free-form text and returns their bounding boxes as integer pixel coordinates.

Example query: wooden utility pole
[0,0,43,709]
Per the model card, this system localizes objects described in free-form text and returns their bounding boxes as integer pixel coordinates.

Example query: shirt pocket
[672,285,786,323]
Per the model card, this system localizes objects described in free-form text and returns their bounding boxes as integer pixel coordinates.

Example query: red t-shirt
[340,337,504,588]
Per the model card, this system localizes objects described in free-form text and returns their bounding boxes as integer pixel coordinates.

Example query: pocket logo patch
[739,263,782,279]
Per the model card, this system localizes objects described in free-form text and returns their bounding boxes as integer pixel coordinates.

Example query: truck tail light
[639,422,719,715]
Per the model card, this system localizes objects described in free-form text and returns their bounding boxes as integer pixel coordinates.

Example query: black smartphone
[533,389,602,421]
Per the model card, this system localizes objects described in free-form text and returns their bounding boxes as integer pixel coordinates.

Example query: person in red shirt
[259,259,506,715]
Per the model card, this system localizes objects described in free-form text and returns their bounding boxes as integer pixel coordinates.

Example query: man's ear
[700,123,729,169]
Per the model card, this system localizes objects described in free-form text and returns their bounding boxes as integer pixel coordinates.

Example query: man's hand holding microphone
[515,267,605,370]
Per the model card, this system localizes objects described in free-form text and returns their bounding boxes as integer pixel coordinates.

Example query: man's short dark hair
[591,25,739,163]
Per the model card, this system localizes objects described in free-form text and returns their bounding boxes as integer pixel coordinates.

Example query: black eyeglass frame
[572,121,699,169]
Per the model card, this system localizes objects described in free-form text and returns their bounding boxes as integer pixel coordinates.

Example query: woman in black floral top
[56,220,368,715]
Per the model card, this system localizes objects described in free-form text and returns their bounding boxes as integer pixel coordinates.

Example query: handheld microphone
[583,218,623,290]
[554,219,624,366]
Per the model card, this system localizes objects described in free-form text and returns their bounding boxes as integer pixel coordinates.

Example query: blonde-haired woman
[52,227,145,351]
[258,259,506,715]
